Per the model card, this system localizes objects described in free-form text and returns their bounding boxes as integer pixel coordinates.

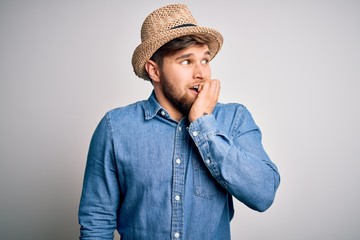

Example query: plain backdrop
[1,0,359,239]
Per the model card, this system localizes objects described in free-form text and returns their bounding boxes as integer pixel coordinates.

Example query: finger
[198,80,210,93]
[209,79,220,98]
[214,80,220,97]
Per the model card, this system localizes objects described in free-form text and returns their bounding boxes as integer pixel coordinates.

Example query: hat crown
[132,4,223,80]
[141,4,197,42]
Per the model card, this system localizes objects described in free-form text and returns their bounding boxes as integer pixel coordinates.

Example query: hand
[188,79,220,122]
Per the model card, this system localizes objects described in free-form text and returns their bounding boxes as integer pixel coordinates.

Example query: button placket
[171,121,187,240]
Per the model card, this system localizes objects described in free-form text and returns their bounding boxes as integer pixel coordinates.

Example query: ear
[144,60,160,82]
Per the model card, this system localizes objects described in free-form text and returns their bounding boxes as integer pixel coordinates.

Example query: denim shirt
[79,91,280,240]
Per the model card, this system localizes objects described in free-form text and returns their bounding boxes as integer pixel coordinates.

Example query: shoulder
[105,100,147,121]
[213,102,249,118]
[214,102,259,134]
[93,100,147,133]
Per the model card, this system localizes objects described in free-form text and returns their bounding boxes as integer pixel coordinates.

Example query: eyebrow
[175,50,211,61]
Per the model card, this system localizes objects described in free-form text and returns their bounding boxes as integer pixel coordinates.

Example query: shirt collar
[144,91,169,120]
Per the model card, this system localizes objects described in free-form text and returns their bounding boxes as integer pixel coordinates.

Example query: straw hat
[131,4,223,80]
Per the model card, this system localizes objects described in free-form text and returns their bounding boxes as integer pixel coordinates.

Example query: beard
[160,74,195,116]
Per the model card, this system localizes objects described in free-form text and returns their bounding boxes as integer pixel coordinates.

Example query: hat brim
[132,26,223,80]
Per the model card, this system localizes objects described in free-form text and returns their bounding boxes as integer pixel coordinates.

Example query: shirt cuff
[188,114,219,144]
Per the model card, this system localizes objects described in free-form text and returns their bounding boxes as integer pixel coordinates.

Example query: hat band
[170,23,197,30]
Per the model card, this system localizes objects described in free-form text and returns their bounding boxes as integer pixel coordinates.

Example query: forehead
[171,44,210,59]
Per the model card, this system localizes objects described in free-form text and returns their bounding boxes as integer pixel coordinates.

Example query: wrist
[189,112,209,122]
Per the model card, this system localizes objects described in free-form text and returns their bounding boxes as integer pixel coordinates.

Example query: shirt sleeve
[78,113,120,239]
[188,107,280,212]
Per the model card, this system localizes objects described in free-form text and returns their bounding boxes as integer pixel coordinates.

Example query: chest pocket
[192,154,221,200]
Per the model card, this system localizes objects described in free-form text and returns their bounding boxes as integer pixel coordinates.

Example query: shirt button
[175,195,180,201]
[205,159,211,165]
[174,232,180,238]
[192,131,198,136]
[176,158,181,164]
[178,126,182,131]
[161,110,165,116]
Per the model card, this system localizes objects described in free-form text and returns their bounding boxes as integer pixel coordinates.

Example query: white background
[1,0,359,239]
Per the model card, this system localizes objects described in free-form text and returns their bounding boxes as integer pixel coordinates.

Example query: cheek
[205,65,211,77]
[163,65,185,80]
[169,67,191,83]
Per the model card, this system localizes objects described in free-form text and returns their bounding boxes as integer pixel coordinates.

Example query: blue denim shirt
[79,91,280,240]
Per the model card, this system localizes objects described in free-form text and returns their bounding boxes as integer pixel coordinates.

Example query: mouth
[190,85,200,93]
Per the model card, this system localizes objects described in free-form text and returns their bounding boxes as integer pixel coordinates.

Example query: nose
[193,62,209,80]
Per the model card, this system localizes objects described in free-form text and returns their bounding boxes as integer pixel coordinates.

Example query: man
[79,4,280,240]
